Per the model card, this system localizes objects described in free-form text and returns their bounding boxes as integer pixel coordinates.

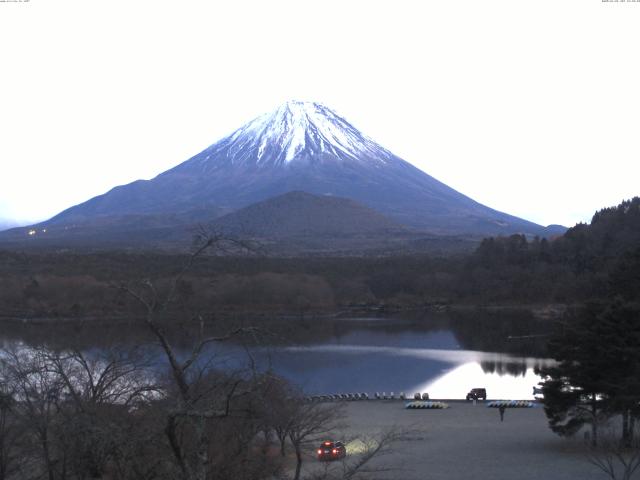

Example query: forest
[0,197,638,322]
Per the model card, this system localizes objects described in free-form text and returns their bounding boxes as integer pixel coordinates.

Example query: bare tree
[119,230,265,480]
[46,347,160,479]
[288,401,345,480]
[1,344,161,480]
[586,421,640,480]
[114,230,410,480]
[45,347,159,409]
[3,348,65,480]
[257,372,297,457]
[0,374,21,480]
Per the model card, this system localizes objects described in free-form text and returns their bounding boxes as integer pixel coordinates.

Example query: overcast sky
[1,0,639,228]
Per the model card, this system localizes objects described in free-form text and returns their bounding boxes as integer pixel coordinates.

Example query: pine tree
[539,301,640,446]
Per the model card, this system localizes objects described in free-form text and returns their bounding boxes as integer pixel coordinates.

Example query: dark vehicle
[466,388,487,401]
[317,440,346,461]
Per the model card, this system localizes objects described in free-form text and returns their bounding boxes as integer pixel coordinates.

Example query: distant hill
[0,219,23,232]
[543,224,568,237]
[554,197,640,260]
[213,191,407,238]
[0,192,476,255]
[473,197,640,272]
[207,191,425,254]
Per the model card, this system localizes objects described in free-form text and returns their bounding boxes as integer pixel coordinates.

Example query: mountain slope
[0,220,16,233]
[212,191,408,238]
[0,101,558,251]
[42,101,553,237]
[206,191,420,254]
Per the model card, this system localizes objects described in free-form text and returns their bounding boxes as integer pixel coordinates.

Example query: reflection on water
[420,363,544,400]
[275,343,551,398]
[0,313,555,400]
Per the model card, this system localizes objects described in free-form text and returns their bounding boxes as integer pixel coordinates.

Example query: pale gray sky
[1,0,639,228]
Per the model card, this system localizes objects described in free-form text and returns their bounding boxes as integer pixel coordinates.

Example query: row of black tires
[305,392,431,402]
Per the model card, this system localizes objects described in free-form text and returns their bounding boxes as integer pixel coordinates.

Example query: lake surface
[0,313,553,400]
[235,324,550,399]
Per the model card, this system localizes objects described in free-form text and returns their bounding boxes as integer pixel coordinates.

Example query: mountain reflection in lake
[418,362,544,400]
[0,313,555,400]
[262,342,551,399]
[216,321,553,398]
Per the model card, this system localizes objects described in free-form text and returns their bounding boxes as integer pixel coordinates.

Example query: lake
[230,318,551,399]
[0,312,554,400]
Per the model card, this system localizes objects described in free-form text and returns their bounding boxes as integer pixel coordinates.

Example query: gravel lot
[298,400,605,480]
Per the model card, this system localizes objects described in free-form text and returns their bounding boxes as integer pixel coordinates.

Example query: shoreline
[0,303,567,326]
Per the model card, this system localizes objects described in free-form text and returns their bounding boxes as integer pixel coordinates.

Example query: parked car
[317,440,346,461]
[466,388,487,401]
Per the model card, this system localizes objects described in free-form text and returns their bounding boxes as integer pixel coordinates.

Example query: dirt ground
[298,400,605,480]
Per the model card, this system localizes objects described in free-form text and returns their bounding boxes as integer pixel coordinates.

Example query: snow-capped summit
[193,100,393,168]
[33,100,554,240]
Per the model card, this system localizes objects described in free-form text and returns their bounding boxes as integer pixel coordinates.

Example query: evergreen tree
[538,304,609,445]
[539,301,640,446]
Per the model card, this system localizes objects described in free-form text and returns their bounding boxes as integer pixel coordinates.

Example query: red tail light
[332,448,337,454]
[317,449,322,455]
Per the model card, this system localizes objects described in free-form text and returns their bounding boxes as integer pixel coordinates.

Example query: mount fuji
[2,101,562,250]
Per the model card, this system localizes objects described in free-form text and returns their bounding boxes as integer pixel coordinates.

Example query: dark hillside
[460,197,640,303]
[212,191,407,238]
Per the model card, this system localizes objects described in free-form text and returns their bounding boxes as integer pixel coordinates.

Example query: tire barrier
[305,392,426,403]
[405,401,449,409]
[304,396,534,407]
[487,400,535,408]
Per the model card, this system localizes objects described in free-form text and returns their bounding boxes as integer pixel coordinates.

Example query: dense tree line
[0,197,638,319]
[538,301,640,445]
[534,199,640,457]
[463,197,640,303]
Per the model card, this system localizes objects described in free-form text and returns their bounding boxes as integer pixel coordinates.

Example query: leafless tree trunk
[2,344,161,480]
[0,384,20,480]
[120,230,262,480]
[586,421,640,480]
[3,348,63,480]
[287,402,344,480]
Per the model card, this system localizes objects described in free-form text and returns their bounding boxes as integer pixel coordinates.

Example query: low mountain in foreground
[210,191,427,254]
[213,191,406,237]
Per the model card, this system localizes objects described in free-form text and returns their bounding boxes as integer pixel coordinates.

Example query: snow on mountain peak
[203,100,393,167]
